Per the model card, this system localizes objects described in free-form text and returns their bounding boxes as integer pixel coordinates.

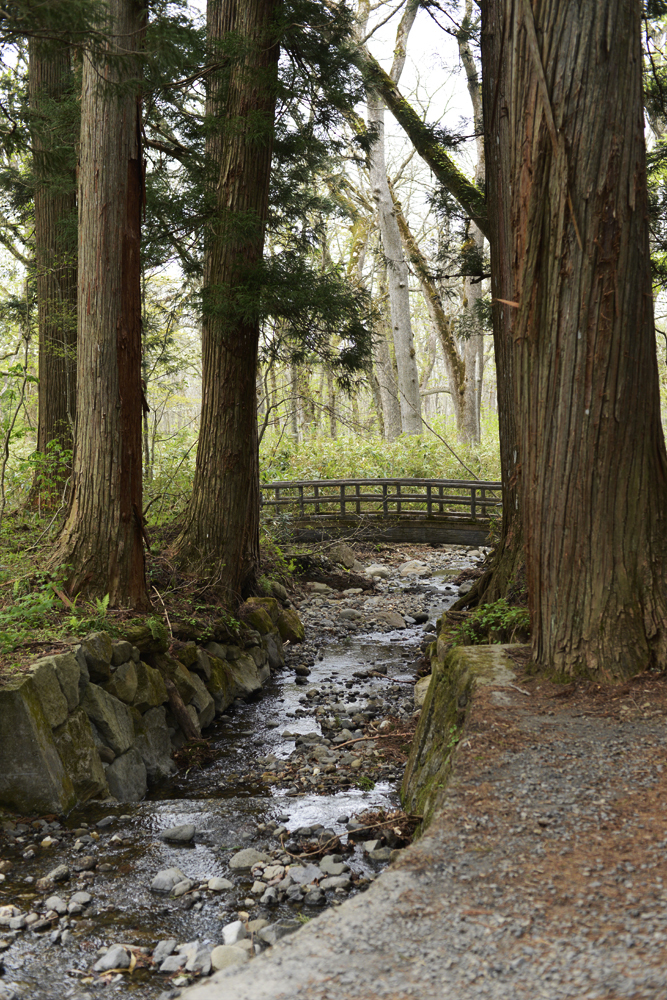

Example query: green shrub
[449,599,530,646]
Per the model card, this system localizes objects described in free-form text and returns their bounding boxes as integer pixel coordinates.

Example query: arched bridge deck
[260,478,502,546]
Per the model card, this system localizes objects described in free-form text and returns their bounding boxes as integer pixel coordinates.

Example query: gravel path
[181,665,667,1000]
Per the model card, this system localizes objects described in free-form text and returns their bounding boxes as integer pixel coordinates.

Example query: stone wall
[0,597,298,815]
[401,641,520,829]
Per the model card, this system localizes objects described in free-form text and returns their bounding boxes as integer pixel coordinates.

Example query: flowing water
[0,549,479,1000]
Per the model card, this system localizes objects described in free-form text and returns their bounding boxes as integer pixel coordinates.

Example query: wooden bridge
[259,478,502,546]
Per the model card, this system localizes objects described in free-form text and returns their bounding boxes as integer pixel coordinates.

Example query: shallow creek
[0,547,482,1000]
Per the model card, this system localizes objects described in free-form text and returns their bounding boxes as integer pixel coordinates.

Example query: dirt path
[180,663,667,1000]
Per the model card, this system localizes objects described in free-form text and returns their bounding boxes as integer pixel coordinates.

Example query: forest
[2,3,667,998]
[1,0,667,680]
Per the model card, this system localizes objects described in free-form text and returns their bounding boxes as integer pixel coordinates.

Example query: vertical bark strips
[173,0,279,603]
[497,0,667,676]
[50,0,148,608]
[29,40,77,465]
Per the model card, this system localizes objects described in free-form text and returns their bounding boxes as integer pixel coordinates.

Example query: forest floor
[179,657,667,1000]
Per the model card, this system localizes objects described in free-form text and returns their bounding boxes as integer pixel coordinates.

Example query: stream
[0,544,485,1000]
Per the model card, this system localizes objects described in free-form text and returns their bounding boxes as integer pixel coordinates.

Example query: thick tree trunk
[49,0,148,608]
[497,0,667,677]
[452,0,526,610]
[173,0,278,603]
[28,39,77,479]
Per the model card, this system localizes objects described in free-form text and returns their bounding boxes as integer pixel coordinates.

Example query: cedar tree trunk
[495,0,667,677]
[49,0,148,609]
[173,0,279,603]
[28,39,77,480]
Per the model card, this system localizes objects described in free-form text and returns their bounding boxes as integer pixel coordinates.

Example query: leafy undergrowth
[260,413,501,483]
[442,598,531,647]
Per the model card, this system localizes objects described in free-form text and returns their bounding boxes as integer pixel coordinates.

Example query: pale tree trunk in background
[373,267,402,440]
[390,184,476,437]
[458,0,485,444]
[327,369,337,438]
[289,360,299,441]
[496,0,667,678]
[29,39,77,481]
[49,0,148,608]
[174,0,278,603]
[364,0,422,434]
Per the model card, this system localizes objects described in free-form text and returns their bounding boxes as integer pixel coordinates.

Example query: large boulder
[133,706,176,781]
[104,661,138,704]
[188,674,215,730]
[80,684,135,756]
[159,656,198,704]
[51,653,81,712]
[276,608,305,643]
[238,601,274,634]
[329,542,356,569]
[28,660,69,728]
[53,707,109,802]
[120,619,169,655]
[174,641,198,670]
[206,656,235,714]
[227,652,265,699]
[132,661,167,713]
[0,676,76,814]
[190,648,211,681]
[77,632,113,682]
[263,632,284,670]
[105,747,147,801]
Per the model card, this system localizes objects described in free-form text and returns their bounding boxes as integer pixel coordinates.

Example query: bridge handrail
[259,477,502,521]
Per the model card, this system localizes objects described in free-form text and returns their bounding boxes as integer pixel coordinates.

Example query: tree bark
[373,266,402,440]
[49,0,148,608]
[496,0,667,677]
[28,38,77,479]
[173,0,278,603]
[364,0,422,435]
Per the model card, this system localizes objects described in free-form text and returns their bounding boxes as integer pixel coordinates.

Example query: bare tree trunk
[327,368,337,438]
[28,39,77,481]
[364,0,422,435]
[49,0,148,608]
[173,0,278,603]
[373,266,402,440]
[495,0,667,678]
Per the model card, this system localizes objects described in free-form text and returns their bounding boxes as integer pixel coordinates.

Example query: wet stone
[93,944,131,972]
[229,848,270,870]
[159,824,196,844]
[152,939,177,964]
[150,867,188,893]
[207,876,233,892]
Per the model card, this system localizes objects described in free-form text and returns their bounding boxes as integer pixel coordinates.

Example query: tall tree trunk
[28,39,77,482]
[49,0,148,608]
[457,2,485,445]
[373,267,402,440]
[497,0,667,677]
[173,0,278,603]
[364,0,422,435]
[454,0,526,609]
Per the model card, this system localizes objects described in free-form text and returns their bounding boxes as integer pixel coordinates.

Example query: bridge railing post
[383,483,388,516]
[396,481,401,515]
[340,482,345,516]
[427,484,432,516]
[471,486,477,519]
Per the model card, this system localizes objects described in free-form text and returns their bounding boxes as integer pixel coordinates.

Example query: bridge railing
[259,478,502,521]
